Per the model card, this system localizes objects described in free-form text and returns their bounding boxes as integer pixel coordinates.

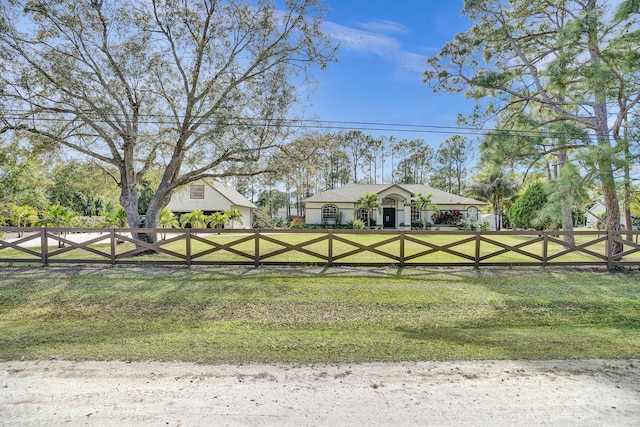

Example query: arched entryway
[381,197,399,228]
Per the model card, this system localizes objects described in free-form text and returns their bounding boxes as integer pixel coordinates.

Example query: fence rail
[1,227,639,268]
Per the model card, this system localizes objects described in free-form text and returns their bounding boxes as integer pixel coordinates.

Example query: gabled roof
[203,179,258,209]
[395,184,488,205]
[302,183,487,206]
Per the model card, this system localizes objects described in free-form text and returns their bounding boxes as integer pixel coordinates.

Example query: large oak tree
[0,0,335,239]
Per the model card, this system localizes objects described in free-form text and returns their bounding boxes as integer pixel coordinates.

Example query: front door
[383,208,396,229]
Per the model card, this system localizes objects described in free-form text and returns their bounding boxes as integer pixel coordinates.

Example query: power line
[1,109,607,141]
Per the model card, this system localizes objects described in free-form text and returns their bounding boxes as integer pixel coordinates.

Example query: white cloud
[323,21,401,55]
[355,19,408,35]
[396,52,428,73]
[323,20,426,76]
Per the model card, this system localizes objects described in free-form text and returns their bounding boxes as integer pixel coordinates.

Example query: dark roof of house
[302,183,487,205]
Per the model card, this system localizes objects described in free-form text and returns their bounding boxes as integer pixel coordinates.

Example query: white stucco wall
[305,202,356,225]
[306,201,485,228]
[166,185,226,212]
[228,206,253,229]
[165,183,254,228]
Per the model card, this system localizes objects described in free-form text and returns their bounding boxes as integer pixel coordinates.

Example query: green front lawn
[1,266,638,363]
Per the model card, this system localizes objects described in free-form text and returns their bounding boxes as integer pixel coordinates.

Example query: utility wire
[0,110,615,141]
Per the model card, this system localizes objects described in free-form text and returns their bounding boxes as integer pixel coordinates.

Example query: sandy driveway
[1,359,639,426]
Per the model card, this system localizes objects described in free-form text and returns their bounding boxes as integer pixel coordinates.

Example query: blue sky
[305,1,475,147]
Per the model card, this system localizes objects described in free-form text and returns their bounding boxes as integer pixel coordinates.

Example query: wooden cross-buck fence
[1,227,639,269]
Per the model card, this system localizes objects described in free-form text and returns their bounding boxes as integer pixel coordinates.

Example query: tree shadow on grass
[394,321,640,361]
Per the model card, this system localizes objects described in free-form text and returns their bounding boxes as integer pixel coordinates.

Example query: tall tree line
[425,0,640,253]
[238,131,473,218]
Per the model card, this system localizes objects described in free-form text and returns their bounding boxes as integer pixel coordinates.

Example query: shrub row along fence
[1,227,640,269]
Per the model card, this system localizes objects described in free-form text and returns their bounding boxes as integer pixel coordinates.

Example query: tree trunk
[594,118,622,255]
[141,180,181,246]
[557,148,575,247]
[121,181,156,250]
[623,135,633,241]
[119,161,160,250]
[586,0,622,256]
[120,178,139,232]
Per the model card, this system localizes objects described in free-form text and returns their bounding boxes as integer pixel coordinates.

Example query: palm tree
[102,206,128,228]
[38,205,76,247]
[180,210,209,230]
[209,211,229,229]
[158,208,179,240]
[415,193,439,230]
[39,205,75,227]
[224,209,243,229]
[356,193,381,229]
[468,171,519,231]
[101,205,128,243]
[11,204,39,237]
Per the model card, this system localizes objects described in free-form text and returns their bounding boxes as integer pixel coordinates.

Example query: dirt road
[1,359,639,426]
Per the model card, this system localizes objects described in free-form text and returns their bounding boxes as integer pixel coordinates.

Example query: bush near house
[349,219,366,229]
[290,217,306,229]
[508,182,549,229]
[456,217,490,231]
[432,210,463,225]
[411,220,431,230]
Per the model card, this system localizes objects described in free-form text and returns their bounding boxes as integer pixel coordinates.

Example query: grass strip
[1,266,639,363]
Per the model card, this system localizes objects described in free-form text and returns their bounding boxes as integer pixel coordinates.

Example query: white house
[584,202,631,229]
[165,180,257,229]
[481,214,498,231]
[302,183,487,229]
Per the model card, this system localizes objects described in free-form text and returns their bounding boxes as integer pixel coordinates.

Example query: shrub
[332,211,343,226]
[101,206,127,228]
[290,217,306,229]
[252,209,274,228]
[349,219,366,229]
[531,204,562,230]
[456,217,490,231]
[431,210,463,225]
[411,220,431,230]
[508,182,549,229]
[72,216,106,228]
[456,217,475,230]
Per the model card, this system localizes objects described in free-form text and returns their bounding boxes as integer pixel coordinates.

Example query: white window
[356,208,369,223]
[322,205,338,223]
[410,202,421,223]
[467,206,479,220]
[190,185,204,199]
